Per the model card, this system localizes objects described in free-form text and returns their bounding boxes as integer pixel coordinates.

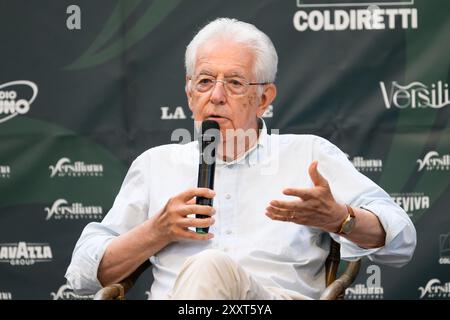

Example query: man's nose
[210,80,227,105]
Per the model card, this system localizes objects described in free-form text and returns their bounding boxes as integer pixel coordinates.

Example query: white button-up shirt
[65,121,416,299]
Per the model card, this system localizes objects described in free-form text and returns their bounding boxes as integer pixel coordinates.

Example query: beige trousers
[167,249,311,300]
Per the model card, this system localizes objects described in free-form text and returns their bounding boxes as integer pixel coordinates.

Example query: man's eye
[198,78,213,85]
[228,79,244,87]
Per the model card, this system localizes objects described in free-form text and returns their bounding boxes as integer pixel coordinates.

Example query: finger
[178,229,214,241]
[283,188,313,200]
[265,211,291,222]
[269,199,303,211]
[309,161,329,187]
[178,188,216,202]
[266,205,295,218]
[184,204,216,216]
[179,217,215,228]
[186,198,196,205]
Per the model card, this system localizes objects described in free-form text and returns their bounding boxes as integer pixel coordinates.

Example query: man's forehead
[194,42,255,76]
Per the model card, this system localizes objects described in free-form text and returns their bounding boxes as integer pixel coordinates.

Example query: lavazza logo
[0,164,10,179]
[391,192,429,218]
[0,242,53,266]
[346,265,384,299]
[50,284,93,300]
[417,151,450,172]
[346,154,383,172]
[44,199,103,220]
[293,1,418,32]
[0,80,38,124]
[418,279,450,299]
[380,81,449,110]
[49,157,103,177]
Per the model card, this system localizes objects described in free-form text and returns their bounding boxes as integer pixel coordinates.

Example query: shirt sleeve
[312,136,417,267]
[65,152,151,295]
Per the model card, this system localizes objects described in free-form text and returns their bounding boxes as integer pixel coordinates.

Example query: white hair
[185,18,278,83]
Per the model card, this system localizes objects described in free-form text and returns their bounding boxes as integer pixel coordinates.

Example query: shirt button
[225,194,231,200]
[225,230,232,235]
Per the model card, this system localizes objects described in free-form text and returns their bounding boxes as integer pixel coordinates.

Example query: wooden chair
[94,238,361,300]
[320,238,361,300]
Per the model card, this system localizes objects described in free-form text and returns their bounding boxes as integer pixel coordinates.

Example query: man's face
[186,40,276,140]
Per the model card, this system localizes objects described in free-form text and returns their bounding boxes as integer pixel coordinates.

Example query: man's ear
[256,83,277,118]
[185,76,193,111]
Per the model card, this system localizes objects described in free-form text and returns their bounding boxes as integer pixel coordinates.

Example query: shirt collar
[216,118,269,167]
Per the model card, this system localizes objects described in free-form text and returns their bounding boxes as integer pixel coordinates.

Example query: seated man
[65,17,416,300]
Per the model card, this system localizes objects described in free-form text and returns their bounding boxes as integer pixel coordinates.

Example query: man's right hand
[98,187,216,286]
[151,187,216,244]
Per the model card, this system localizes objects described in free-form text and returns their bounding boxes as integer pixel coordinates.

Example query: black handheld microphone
[195,120,220,234]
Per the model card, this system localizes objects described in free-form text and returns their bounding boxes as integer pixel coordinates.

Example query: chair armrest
[94,283,126,300]
[93,260,152,300]
[319,259,361,300]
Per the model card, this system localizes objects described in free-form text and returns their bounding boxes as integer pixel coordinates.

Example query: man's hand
[266,161,347,233]
[98,187,215,286]
[152,188,216,244]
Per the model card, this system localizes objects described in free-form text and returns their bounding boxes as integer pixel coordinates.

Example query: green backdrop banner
[0,0,449,300]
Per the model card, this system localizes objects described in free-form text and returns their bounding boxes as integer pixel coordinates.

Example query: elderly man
[65,18,416,300]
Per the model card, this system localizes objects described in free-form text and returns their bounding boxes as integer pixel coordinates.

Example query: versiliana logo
[346,154,383,172]
[49,157,103,177]
[45,199,103,220]
[418,279,450,299]
[380,81,449,109]
[0,165,10,178]
[0,242,53,266]
[51,284,93,300]
[0,80,38,123]
[0,291,12,300]
[345,265,384,299]
[417,151,450,172]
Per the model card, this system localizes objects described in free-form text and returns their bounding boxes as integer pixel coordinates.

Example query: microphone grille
[201,120,220,133]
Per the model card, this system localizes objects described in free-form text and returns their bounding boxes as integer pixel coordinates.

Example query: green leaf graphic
[65,0,181,70]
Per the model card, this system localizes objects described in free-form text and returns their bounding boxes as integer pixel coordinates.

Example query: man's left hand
[266,161,347,233]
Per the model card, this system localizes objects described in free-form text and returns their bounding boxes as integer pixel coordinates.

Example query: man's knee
[179,249,241,278]
[171,250,244,299]
[185,249,233,270]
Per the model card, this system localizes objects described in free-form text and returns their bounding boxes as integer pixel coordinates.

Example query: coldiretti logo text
[294,1,418,32]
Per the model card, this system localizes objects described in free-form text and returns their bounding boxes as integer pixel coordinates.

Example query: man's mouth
[206,115,228,122]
